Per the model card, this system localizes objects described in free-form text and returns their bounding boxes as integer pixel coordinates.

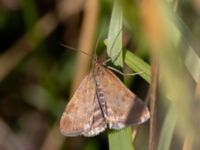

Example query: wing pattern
[95,65,150,129]
[60,72,106,136]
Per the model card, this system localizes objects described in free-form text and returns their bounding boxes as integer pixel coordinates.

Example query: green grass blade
[157,104,177,150]
[107,0,123,66]
[124,50,151,83]
[107,1,134,150]
[108,128,134,150]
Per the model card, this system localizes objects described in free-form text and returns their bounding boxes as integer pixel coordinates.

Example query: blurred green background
[0,0,200,150]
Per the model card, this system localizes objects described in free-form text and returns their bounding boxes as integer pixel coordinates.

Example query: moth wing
[60,73,106,136]
[83,96,107,136]
[100,67,150,129]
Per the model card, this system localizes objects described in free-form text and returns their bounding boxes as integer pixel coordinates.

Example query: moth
[60,58,150,137]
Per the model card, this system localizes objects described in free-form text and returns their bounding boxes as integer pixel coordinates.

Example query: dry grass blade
[62,0,99,149]
[41,123,65,150]
[148,52,158,150]
[71,0,99,93]
[182,136,193,150]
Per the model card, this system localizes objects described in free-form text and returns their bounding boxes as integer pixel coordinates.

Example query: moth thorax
[94,64,104,77]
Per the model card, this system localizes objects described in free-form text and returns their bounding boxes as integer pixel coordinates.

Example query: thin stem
[107,66,144,76]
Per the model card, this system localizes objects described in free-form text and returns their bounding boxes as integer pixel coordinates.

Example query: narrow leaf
[107,1,134,150]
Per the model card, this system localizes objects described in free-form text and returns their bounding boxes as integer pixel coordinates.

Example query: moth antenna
[103,58,112,65]
[60,43,95,60]
[103,52,122,65]
[107,66,145,76]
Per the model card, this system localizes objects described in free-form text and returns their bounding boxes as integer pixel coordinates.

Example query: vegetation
[0,0,199,150]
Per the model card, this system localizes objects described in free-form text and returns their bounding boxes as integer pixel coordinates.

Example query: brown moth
[60,59,150,137]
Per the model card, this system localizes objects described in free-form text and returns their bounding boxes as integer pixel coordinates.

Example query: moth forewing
[60,73,99,136]
[60,61,150,137]
[94,64,150,129]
